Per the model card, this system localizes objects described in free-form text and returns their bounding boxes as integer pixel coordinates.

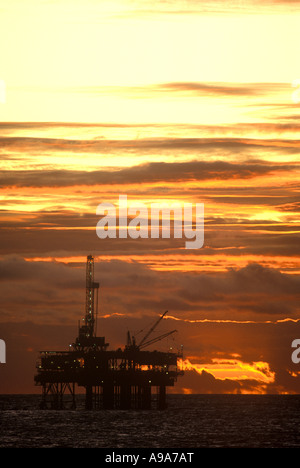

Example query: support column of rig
[40,382,76,410]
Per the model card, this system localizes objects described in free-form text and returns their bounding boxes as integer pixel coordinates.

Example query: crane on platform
[127,310,177,351]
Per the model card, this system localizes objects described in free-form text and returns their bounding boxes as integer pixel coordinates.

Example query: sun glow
[179,358,275,385]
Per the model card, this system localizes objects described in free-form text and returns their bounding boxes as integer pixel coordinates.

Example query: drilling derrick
[74,255,108,351]
[84,254,97,338]
[34,255,183,410]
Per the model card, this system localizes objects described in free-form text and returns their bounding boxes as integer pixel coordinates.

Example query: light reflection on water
[1,394,300,448]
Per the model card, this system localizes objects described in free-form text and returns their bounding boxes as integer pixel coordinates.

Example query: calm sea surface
[0,394,300,448]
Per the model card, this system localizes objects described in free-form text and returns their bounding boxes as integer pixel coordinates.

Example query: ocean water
[0,394,300,448]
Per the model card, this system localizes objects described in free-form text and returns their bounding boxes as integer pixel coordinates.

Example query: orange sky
[0,0,300,395]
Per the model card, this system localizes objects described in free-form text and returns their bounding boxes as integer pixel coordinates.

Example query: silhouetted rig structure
[34,255,183,410]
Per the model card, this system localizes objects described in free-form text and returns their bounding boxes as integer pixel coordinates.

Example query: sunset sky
[1,0,300,395]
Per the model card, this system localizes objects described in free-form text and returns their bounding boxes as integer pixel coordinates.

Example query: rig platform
[34,255,183,410]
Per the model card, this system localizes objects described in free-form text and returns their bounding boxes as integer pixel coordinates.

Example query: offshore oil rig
[34,255,183,410]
